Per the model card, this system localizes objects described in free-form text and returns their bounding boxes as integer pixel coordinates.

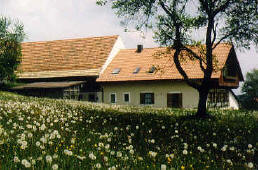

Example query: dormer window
[223,66,237,81]
[148,66,156,73]
[133,67,141,74]
[112,68,120,74]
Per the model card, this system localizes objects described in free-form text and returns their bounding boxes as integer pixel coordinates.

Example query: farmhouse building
[14,35,125,102]
[97,43,243,109]
[14,35,243,109]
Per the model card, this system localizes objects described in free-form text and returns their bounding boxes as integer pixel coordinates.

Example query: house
[96,44,243,109]
[13,35,243,109]
[13,35,125,102]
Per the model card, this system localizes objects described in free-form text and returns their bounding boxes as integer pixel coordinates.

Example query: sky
[1,0,257,94]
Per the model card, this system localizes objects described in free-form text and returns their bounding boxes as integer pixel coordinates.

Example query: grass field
[0,91,257,169]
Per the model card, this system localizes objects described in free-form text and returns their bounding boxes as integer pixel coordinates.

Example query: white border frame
[140,92,154,105]
[167,91,182,94]
[110,93,117,104]
[167,91,183,108]
[123,92,130,103]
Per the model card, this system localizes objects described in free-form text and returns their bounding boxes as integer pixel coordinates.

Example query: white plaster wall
[102,81,199,108]
[229,91,239,109]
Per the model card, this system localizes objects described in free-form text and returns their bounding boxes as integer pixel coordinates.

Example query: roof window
[133,67,141,74]
[112,68,120,74]
[148,66,156,73]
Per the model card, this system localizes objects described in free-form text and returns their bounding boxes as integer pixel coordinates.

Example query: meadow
[0,91,257,169]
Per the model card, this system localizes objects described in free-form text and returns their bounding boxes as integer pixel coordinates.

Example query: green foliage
[0,91,257,169]
[97,0,258,48]
[0,16,25,86]
[239,69,258,110]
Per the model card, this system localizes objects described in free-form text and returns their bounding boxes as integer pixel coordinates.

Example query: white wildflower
[248,144,252,149]
[96,163,101,169]
[183,149,188,155]
[52,164,59,170]
[247,162,253,168]
[129,149,134,155]
[149,151,157,158]
[89,153,96,160]
[14,156,20,163]
[116,151,122,158]
[46,155,53,164]
[161,164,167,170]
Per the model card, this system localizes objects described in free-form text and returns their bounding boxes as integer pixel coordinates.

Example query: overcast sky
[1,0,257,94]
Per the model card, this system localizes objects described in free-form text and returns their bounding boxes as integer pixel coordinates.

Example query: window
[148,66,156,73]
[63,85,80,100]
[140,93,154,105]
[123,93,130,102]
[110,93,116,103]
[167,93,182,108]
[133,67,141,74]
[223,67,237,83]
[88,93,96,102]
[208,89,229,108]
[112,68,120,74]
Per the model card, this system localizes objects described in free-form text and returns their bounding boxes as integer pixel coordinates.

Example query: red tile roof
[97,43,233,82]
[18,35,118,78]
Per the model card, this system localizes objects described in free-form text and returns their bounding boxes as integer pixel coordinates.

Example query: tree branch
[159,0,174,19]
[214,0,231,16]
[159,0,200,90]
[212,31,235,50]
[199,0,210,14]
[211,23,218,46]
[173,48,200,90]
[181,46,206,73]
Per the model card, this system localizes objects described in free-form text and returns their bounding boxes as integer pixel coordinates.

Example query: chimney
[136,44,143,53]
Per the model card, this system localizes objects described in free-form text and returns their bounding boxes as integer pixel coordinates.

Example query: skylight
[112,68,120,74]
[148,66,156,73]
[133,67,141,74]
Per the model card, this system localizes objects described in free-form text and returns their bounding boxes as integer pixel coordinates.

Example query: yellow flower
[181,165,185,170]
[167,157,172,163]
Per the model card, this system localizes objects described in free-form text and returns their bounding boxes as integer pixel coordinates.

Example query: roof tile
[97,43,232,82]
[19,35,118,76]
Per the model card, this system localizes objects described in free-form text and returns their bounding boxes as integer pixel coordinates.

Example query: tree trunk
[196,87,209,117]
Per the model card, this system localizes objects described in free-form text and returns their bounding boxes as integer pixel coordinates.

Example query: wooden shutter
[167,93,173,108]
[167,93,182,108]
[151,93,154,104]
[140,93,145,104]
[178,93,182,108]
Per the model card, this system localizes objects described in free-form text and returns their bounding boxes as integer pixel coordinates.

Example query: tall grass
[0,91,257,169]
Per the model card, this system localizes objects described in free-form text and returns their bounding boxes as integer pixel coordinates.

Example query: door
[167,93,182,108]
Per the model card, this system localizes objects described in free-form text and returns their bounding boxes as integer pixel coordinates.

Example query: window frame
[123,92,130,103]
[133,67,141,74]
[110,93,117,104]
[140,92,154,105]
[207,89,229,108]
[148,66,156,73]
[167,92,183,108]
[112,68,121,74]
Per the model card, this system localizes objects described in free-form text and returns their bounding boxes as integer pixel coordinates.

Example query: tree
[97,0,258,117]
[0,16,25,87]
[239,69,258,110]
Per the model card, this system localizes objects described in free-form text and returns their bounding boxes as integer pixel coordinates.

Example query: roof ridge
[120,42,232,51]
[22,35,119,44]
